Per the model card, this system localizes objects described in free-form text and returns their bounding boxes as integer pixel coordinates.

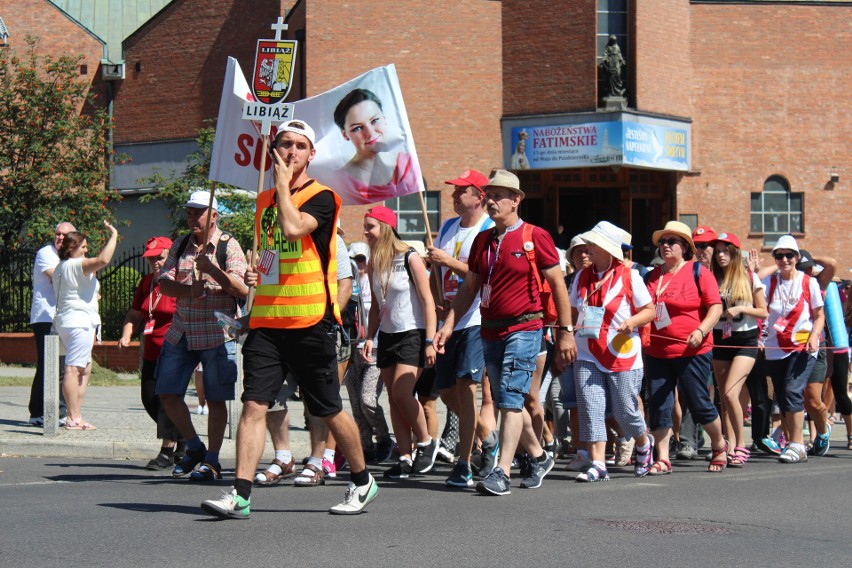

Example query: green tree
[0,36,117,252]
[139,124,256,250]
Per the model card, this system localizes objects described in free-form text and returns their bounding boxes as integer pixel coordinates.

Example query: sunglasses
[773,252,797,260]
[659,237,685,247]
[695,243,710,251]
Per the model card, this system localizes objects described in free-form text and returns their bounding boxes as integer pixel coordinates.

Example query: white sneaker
[565,450,591,472]
[328,474,379,515]
[201,488,251,519]
[196,404,208,415]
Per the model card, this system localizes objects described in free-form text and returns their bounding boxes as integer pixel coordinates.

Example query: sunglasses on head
[659,237,684,247]
[773,252,797,260]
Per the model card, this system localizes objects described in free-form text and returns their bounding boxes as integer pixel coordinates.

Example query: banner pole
[245,133,270,313]
[417,190,433,247]
[200,181,219,249]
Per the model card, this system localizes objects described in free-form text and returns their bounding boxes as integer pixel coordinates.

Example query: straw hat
[580,221,625,261]
[484,169,525,198]
[651,221,697,254]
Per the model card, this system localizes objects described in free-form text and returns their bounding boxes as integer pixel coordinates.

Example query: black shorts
[712,328,759,362]
[415,366,438,399]
[376,329,425,369]
[241,318,342,417]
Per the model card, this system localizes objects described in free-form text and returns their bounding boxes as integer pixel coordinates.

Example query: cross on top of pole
[270,17,288,41]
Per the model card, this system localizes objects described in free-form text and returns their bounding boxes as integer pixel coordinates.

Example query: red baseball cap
[444,169,489,193]
[365,206,397,231]
[713,231,741,249]
[692,225,717,244]
[142,236,173,257]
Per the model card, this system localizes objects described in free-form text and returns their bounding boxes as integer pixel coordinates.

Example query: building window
[386,190,440,243]
[750,175,804,246]
[0,15,9,47]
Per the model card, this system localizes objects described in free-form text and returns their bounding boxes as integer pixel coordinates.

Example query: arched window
[750,175,803,246]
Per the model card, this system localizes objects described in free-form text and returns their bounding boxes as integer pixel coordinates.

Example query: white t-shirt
[569,265,652,373]
[762,272,823,361]
[714,272,766,333]
[435,214,494,330]
[30,244,60,324]
[53,257,101,328]
[372,251,425,334]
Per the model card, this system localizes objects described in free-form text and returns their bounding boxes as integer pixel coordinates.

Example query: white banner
[209,60,424,205]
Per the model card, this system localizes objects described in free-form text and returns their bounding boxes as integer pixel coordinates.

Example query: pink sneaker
[322,457,337,478]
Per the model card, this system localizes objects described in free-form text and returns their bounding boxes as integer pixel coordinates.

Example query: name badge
[444,271,459,301]
[773,316,789,333]
[257,249,279,282]
[480,284,492,308]
[577,305,605,339]
[143,319,155,336]
[655,302,672,330]
[722,321,732,340]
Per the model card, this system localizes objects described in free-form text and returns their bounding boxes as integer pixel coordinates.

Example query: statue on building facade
[599,35,626,98]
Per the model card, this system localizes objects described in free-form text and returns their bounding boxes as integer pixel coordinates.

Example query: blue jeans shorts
[483,328,543,410]
[435,325,485,390]
[154,335,237,402]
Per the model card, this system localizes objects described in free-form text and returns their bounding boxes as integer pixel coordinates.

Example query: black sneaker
[383,459,413,479]
[412,438,439,474]
[172,446,206,478]
[476,467,511,496]
[479,437,499,479]
[445,461,473,488]
[520,454,554,489]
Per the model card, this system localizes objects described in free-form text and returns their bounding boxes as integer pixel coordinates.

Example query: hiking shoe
[479,437,499,478]
[634,435,655,478]
[329,474,379,515]
[566,450,591,472]
[412,438,439,474]
[189,462,222,481]
[322,457,337,478]
[812,425,831,456]
[576,464,610,483]
[374,438,395,464]
[476,467,511,496]
[383,459,413,479]
[520,455,554,489]
[758,437,782,456]
[201,488,250,519]
[172,446,206,477]
[445,461,474,488]
[145,452,174,471]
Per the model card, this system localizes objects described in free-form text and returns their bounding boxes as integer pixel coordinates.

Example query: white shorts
[57,326,95,368]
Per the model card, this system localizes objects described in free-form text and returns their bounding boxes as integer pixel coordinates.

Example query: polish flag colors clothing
[762,272,823,361]
[644,262,722,359]
[570,264,652,372]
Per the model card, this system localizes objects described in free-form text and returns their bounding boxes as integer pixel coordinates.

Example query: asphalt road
[2,450,851,567]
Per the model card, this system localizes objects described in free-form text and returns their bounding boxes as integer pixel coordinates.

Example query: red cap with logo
[712,231,741,249]
[692,225,718,244]
[142,236,173,257]
[444,169,489,194]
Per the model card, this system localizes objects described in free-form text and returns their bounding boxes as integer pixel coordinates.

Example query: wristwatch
[557,325,575,333]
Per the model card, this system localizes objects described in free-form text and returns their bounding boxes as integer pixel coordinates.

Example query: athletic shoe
[27,416,44,427]
[172,446,206,478]
[479,437,499,478]
[812,425,831,456]
[145,452,174,471]
[520,454,554,489]
[201,488,250,519]
[412,438,439,474]
[436,445,456,464]
[445,461,474,488]
[543,439,560,459]
[476,467,511,496]
[383,459,413,479]
[675,442,698,460]
[758,437,782,456]
[565,450,591,472]
[576,464,610,483]
[322,457,337,478]
[329,474,379,515]
[374,438,395,464]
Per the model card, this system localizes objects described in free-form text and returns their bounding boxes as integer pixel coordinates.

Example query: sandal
[293,463,325,487]
[63,418,96,430]
[847,435,852,451]
[255,458,296,486]
[189,462,222,481]
[647,459,672,476]
[708,442,728,473]
[633,435,655,478]
[727,446,748,468]
[778,444,808,464]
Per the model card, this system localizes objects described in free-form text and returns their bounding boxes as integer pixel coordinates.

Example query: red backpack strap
[622,264,637,315]
[522,223,544,291]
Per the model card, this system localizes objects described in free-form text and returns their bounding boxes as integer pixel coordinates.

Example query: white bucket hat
[580,221,625,261]
[772,234,800,254]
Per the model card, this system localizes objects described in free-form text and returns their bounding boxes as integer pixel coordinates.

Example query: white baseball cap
[183,190,218,211]
[276,120,316,147]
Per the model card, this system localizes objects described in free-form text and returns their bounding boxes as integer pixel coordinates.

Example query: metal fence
[0,246,146,340]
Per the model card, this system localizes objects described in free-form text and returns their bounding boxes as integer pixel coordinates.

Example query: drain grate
[591,519,734,535]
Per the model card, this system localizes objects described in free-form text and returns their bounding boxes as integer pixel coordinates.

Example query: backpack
[174,232,246,312]
[521,224,558,326]
[341,259,364,343]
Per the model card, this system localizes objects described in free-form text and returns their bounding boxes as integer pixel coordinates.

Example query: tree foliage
[0,36,117,252]
[139,124,256,251]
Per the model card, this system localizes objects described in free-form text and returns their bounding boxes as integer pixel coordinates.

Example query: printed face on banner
[252,40,297,104]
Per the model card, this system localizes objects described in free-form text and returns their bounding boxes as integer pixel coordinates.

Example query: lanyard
[582,266,616,309]
[655,261,688,301]
[773,272,801,318]
[485,219,524,286]
[148,277,162,319]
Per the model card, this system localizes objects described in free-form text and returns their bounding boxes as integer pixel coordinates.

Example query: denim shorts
[646,352,718,430]
[483,328,543,410]
[435,325,485,390]
[154,335,237,402]
[558,363,578,409]
[766,351,816,413]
